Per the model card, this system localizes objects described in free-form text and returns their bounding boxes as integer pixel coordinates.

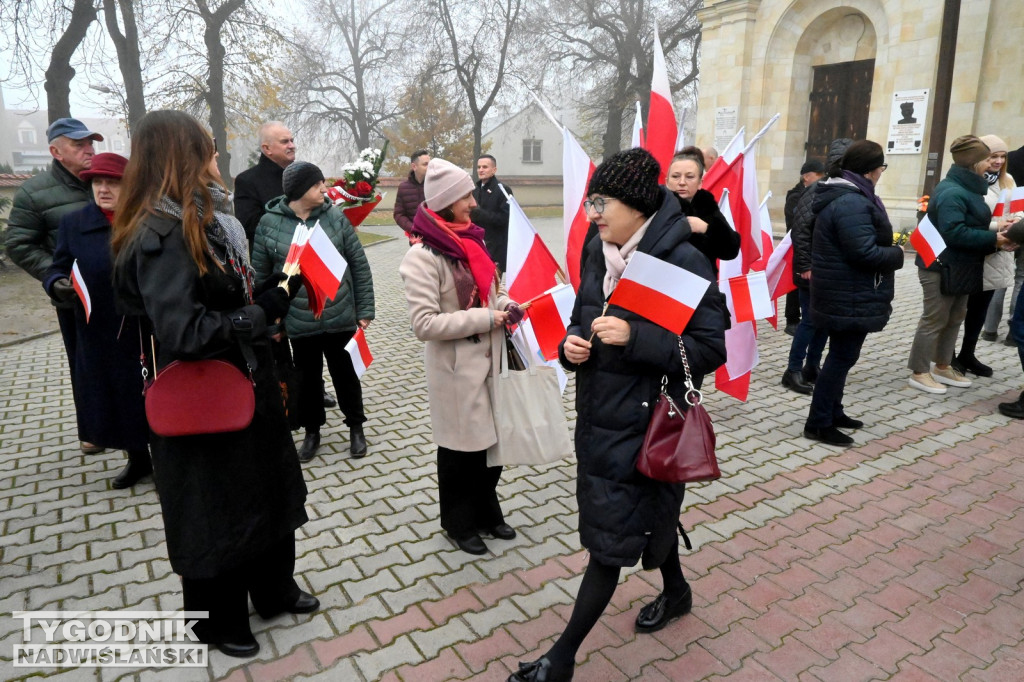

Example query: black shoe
[298,430,320,463]
[635,584,693,633]
[803,425,854,446]
[781,369,813,395]
[509,657,573,682]
[111,457,152,489]
[81,442,104,454]
[998,392,1024,419]
[323,392,337,408]
[350,425,367,458]
[215,636,259,658]
[784,323,798,336]
[832,414,864,429]
[1004,334,1017,347]
[286,591,320,614]
[448,532,488,555]
[802,364,820,384]
[956,354,993,378]
[484,523,517,540]
[981,330,998,342]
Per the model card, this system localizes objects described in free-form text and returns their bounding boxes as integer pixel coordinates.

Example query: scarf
[410,204,496,309]
[156,184,255,302]
[100,207,115,224]
[841,170,886,214]
[984,171,1000,187]
[602,215,654,298]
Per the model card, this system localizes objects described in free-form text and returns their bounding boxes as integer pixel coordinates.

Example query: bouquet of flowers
[326,141,389,228]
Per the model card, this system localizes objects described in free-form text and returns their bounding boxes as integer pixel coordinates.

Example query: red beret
[80,153,128,181]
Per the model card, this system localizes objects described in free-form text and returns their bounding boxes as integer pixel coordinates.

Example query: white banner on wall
[713,106,738,151]
[887,89,929,154]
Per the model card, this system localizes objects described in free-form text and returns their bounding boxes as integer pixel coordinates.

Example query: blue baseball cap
[46,118,104,143]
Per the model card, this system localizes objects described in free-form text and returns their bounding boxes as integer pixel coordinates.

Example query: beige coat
[983,179,1022,291]
[399,244,511,452]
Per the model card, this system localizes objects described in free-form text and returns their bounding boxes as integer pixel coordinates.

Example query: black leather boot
[298,429,320,463]
[998,391,1024,419]
[350,425,367,458]
[112,449,153,489]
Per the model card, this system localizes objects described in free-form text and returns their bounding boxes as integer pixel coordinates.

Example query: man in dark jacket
[781,139,851,395]
[5,117,102,453]
[233,121,296,244]
[782,160,825,334]
[1007,144,1024,187]
[393,149,429,241]
[471,154,513,272]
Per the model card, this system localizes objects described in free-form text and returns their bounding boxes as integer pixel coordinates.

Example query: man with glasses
[234,121,297,245]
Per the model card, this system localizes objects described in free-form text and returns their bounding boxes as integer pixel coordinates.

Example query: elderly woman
[979,135,1024,352]
[908,136,1013,394]
[43,153,151,489]
[663,145,740,274]
[510,148,727,682]
[802,140,905,446]
[252,161,375,463]
[112,110,314,658]
[399,158,522,556]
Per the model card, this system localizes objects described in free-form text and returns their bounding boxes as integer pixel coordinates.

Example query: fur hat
[950,135,990,168]
[979,134,1008,155]
[424,158,475,211]
[282,161,325,202]
[587,147,662,217]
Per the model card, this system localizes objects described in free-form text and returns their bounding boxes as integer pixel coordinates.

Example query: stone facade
[696,0,1024,230]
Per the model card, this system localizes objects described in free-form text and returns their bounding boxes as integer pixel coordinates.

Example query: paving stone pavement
[2,219,1023,681]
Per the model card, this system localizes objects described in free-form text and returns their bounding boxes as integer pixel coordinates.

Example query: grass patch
[357,230,393,247]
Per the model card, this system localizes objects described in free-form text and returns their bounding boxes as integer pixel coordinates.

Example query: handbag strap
[664,337,704,407]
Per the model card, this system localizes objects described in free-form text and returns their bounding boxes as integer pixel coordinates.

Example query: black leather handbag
[938,260,983,296]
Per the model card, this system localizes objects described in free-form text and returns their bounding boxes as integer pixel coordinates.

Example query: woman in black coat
[804,140,905,446]
[112,110,314,658]
[43,153,151,489]
[510,149,727,682]
[664,146,740,274]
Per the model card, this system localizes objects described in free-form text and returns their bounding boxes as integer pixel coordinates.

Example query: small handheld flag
[345,328,373,378]
[71,260,92,323]
[909,215,946,267]
[607,252,711,335]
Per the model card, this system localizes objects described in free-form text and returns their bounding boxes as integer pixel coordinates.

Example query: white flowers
[341,159,374,178]
[358,147,381,163]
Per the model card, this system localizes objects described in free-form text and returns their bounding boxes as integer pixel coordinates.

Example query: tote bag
[486,333,573,467]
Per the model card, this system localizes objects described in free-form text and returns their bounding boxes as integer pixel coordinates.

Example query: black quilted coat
[559,189,727,569]
[809,180,905,333]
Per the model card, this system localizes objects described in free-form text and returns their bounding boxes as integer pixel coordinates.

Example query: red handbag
[144,359,255,437]
[636,339,720,484]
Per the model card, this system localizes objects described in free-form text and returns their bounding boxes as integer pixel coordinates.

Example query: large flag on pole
[765,231,796,299]
[909,215,946,267]
[503,191,562,303]
[722,271,773,323]
[563,127,596,291]
[607,252,711,335]
[70,260,92,323]
[645,20,677,184]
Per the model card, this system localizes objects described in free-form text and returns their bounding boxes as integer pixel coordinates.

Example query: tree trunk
[44,0,97,123]
[603,100,625,159]
[103,0,147,133]
[197,0,245,187]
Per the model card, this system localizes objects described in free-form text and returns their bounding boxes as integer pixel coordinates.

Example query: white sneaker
[909,373,947,394]
[930,363,972,387]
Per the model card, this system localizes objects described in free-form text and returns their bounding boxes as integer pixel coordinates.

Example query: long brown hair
[111,110,223,274]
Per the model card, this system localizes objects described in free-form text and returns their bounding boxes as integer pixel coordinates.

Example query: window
[18,128,36,145]
[94,139,107,152]
[522,138,542,163]
[113,139,124,152]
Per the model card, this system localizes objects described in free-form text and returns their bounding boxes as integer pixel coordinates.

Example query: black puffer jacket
[559,188,727,569]
[789,180,822,288]
[809,180,905,332]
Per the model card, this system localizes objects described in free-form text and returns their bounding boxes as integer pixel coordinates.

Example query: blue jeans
[1011,280,1024,373]
[806,329,868,428]
[787,287,828,373]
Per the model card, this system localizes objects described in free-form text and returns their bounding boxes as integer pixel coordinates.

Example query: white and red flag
[504,192,562,304]
[630,101,645,149]
[345,328,373,378]
[563,127,596,291]
[910,215,946,267]
[992,186,1024,217]
[722,270,773,323]
[644,21,677,184]
[764,231,796,300]
[297,223,348,318]
[524,283,576,360]
[70,260,91,323]
[607,252,711,335]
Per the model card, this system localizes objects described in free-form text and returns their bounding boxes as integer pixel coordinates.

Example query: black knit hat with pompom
[587,147,662,217]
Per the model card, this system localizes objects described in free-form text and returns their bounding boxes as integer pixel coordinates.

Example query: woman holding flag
[399,157,523,557]
[43,152,151,489]
[112,110,314,658]
[510,148,726,682]
[252,161,375,463]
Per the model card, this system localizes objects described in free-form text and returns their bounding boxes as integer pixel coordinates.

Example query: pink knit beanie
[424,158,475,211]
[979,135,1008,155]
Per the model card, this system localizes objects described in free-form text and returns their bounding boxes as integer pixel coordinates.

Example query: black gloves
[51,278,77,304]
[255,286,290,321]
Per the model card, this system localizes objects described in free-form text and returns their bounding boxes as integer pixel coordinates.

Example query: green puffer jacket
[918,164,997,270]
[5,161,90,280]
[252,197,375,338]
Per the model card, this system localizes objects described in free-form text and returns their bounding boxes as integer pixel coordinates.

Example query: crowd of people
[5,108,1024,677]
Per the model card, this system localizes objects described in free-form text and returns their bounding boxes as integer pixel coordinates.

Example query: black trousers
[806,330,868,429]
[291,331,366,430]
[437,446,505,538]
[785,290,801,324]
[181,533,300,643]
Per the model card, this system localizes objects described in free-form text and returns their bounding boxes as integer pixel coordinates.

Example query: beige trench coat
[399,244,511,452]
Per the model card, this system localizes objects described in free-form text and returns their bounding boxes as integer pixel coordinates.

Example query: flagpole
[528,91,564,133]
[743,113,781,155]
[587,301,610,343]
[500,185,569,284]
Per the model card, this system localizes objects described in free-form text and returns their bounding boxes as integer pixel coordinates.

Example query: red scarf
[413,207,497,307]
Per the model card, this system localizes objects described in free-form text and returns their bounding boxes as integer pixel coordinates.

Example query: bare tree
[538,0,701,158]
[102,0,147,132]
[431,0,524,176]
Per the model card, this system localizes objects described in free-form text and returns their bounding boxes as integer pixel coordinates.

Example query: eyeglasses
[212,137,218,153]
[583,196,607,214]
[879,163,888,171]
